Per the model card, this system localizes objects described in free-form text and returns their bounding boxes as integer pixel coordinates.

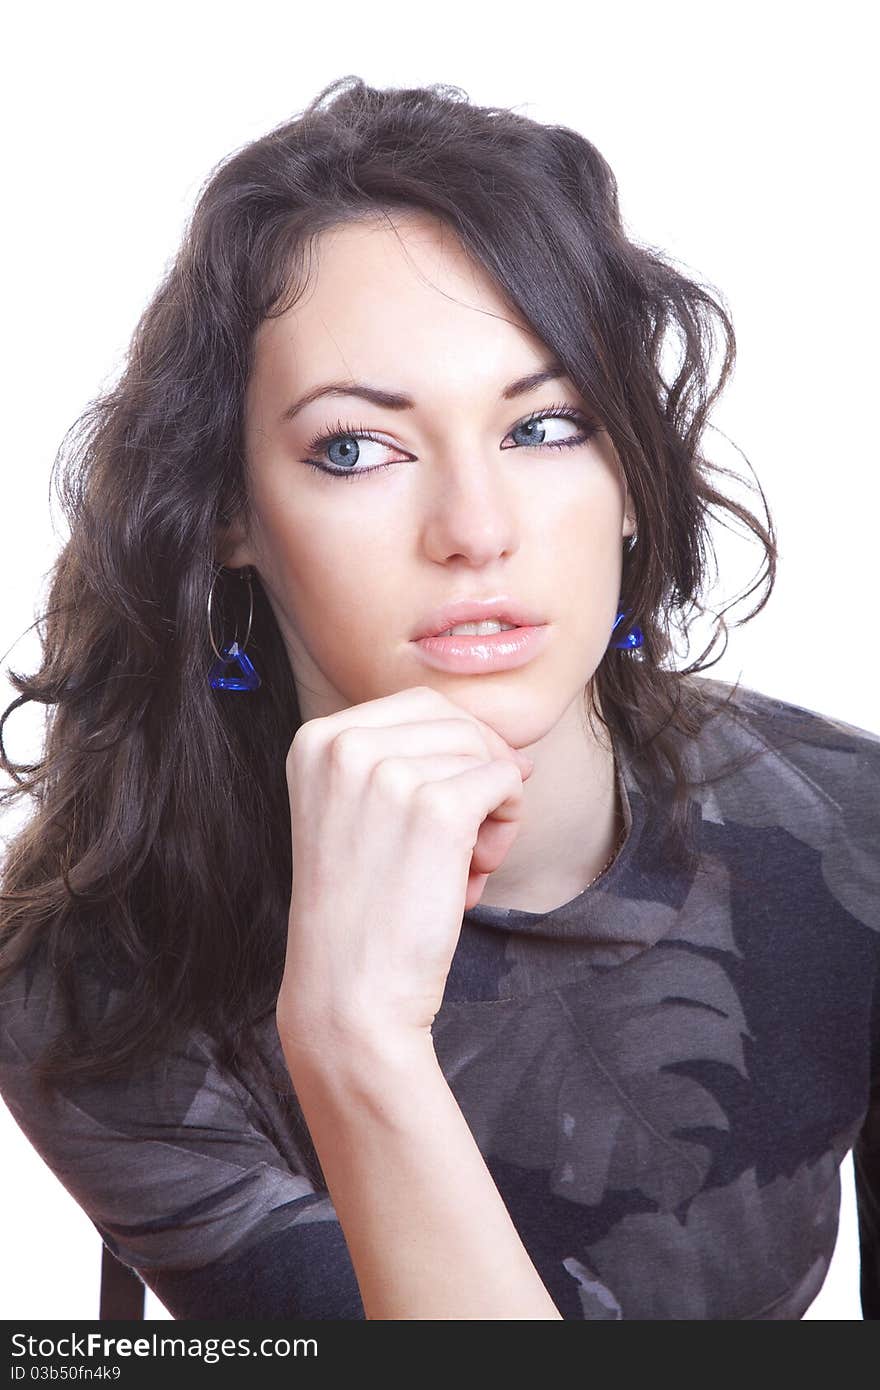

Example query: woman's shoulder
[0,935,221,1133]
[693,674,879,743]
[681,674,880,936]
[0,939,59,1060]
[0,936,128,1067]
[685,673,880,780]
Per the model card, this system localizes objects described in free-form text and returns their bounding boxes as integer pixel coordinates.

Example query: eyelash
[300,402,600,482]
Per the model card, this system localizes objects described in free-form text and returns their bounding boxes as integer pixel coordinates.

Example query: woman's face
[229,211,635,745]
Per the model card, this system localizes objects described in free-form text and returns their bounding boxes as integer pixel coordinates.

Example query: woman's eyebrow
[279,362,568,423]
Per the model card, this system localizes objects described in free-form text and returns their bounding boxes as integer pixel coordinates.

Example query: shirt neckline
[461,727,646,937]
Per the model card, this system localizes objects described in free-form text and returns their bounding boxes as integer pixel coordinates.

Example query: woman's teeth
[440,620,518,636]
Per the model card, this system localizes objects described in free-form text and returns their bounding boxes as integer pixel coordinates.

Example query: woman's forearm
[277,1019,563,1320]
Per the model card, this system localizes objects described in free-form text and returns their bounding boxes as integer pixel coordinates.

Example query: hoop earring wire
[207,566,262,691]
[610,531,643,650]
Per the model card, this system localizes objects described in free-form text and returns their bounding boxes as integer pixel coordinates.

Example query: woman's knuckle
[371,755,406,798]
[414,781,462,835]
[327,725,365,768]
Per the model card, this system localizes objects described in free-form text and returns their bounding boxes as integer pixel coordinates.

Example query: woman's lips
[410,624,551,674]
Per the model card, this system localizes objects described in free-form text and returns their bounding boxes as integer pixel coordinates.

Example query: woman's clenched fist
[276,685,533,1051]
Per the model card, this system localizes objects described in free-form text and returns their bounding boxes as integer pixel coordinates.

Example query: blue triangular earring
[609,530,643,650]
[207,566,262,692]
[609,608,644,650]
[209,638,262,691]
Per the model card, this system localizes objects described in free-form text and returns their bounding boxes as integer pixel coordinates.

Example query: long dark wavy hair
[1,75,779,1098]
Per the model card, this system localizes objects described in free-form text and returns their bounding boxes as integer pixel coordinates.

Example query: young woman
[1,75,878,1321]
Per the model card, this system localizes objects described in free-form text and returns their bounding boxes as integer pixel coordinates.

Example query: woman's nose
[419,454,520,564]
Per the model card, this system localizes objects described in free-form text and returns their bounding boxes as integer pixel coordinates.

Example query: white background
[1,0,876,1321]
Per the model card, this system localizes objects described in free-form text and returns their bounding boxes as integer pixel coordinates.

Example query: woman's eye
[300,408,598,482]
[319,434,400,473]
[503,412,591,450]
[299,423,406,480]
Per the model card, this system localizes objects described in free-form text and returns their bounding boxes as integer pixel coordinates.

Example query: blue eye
[505,411,598,451]
[300,405,600,482]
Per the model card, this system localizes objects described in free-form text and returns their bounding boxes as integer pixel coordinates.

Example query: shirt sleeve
[0,954,366,1320]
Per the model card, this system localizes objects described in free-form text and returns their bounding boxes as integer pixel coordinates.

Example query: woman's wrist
[276,1000,438,1097]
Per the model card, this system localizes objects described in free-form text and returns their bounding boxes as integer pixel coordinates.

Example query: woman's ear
[214,517,256,570]
[619,475,637,544]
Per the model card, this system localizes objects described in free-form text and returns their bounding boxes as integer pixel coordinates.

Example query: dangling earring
[207,566,262,691]
[610,531,643,650]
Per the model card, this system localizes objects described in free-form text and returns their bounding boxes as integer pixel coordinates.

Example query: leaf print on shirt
[434,943,752,1213]
[560,1256,624,1319]
[576,1144,843,1318]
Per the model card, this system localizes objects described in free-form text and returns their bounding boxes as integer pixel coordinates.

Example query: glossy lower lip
[410,624,551,673]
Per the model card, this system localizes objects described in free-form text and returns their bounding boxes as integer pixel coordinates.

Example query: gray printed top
[1,676,879,1320]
